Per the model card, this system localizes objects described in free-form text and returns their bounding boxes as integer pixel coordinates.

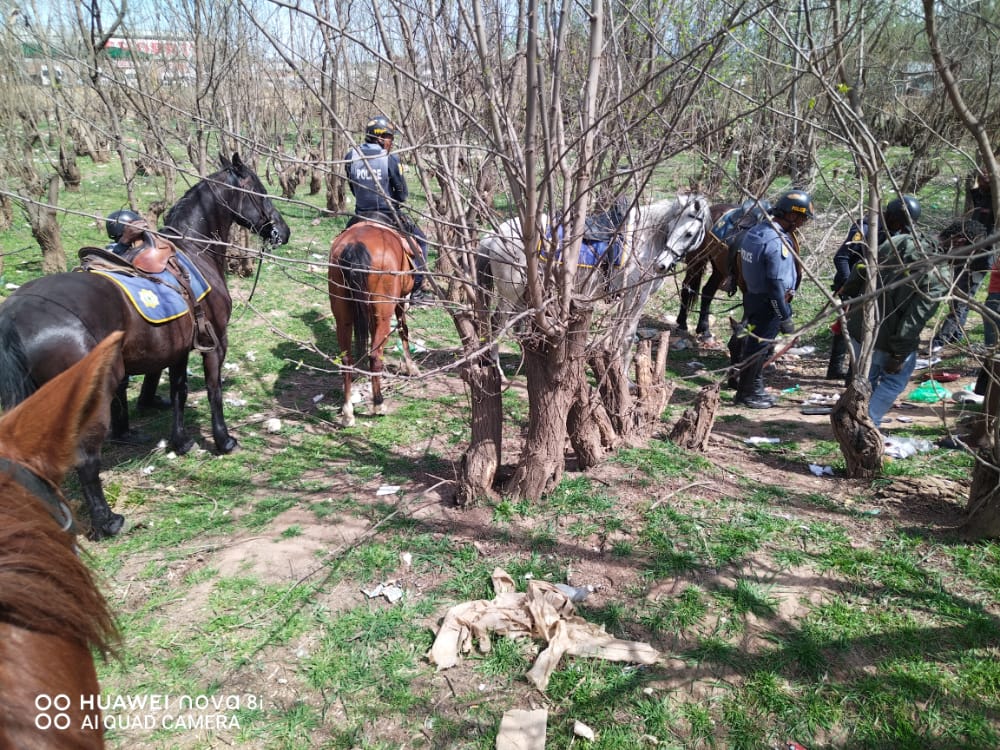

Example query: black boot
[826,333,850,380]
[734,358,774,409]
[975,368,990,396]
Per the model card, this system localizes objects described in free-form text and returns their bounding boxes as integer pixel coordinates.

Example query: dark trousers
[735,294,781,398]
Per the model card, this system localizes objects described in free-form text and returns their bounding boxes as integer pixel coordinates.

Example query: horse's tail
[340,242,373,366]
[0,313,36,410]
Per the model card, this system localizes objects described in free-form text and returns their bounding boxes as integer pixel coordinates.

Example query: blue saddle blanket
[91,253,211,324]
[538,224,625,269]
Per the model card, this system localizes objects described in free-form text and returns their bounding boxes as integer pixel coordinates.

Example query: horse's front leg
[697,269,724,338]
[110,376,131,438]
[78,434,125,540]
[167,354,196,455]
[200,344,238,454]
[395,303,420,377]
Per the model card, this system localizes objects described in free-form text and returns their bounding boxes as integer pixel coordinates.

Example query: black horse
[0,154,291,539]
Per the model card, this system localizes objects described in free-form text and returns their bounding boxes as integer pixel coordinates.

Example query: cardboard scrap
[496,708,548,750]
[429,567,660,691]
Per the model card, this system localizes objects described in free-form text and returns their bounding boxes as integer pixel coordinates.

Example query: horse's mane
[163,165,234,228]
[0,486,117,657]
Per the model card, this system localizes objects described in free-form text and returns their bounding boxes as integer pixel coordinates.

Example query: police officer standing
[733,189,814,409]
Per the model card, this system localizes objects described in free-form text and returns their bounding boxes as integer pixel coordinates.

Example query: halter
[0,456,77,536]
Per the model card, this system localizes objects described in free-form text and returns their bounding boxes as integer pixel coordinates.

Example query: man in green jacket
[842,195,948,427]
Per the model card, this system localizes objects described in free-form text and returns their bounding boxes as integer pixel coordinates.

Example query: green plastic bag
[907,379,951,403]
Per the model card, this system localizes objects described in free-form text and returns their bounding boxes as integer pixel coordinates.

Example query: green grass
[6,146,1000,750]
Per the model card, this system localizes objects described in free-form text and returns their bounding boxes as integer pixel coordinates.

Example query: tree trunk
[830,376,883,479]
[631,334,675,437]
[27,176,66,274]
[962,459,1000,540]
[670,381,720,451]
[58,146,82,192]
[506,310,593,499]
[457,356,503,506]
[589,350,632,437]
[961,358,1000,539]
[567,377,616,470]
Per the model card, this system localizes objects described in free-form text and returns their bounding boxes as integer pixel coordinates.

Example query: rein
[0,456,77,535]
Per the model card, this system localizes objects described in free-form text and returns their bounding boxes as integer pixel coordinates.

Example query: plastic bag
[906,380,951,403]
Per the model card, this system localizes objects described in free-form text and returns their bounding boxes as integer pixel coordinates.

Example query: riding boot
[826,333,850,380]
[724,320,747,389]
[975,368,990,396]
[735,356,774,409]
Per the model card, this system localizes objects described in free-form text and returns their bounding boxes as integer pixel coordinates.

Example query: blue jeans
[850,339,917,427]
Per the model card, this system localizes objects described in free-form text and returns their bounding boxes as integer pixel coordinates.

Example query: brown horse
[328,221,420,427]
[675,202,740,341]
[0,332,123,749]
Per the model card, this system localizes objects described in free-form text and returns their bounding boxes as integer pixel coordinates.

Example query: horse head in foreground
[0,332,123,749]
[0,153,290,539]
[328,221,421,427]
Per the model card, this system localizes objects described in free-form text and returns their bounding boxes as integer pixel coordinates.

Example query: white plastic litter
[809,464,835,476]
[787,345,816,356]
[376,485,401,496]
[913,356,942,371]
[953,389,985,405]
[573,721,596,741]
[264,418,282,433]
[883,435,935,459]
[745,436,780,445]
[555,583,593,602]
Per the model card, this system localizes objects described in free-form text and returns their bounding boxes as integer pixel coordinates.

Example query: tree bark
[830,376,883,479]
[506,309,593,499]
[632,334,675,437]
[670,381,720,451]
[568,377,616,470]
[457,356,503,506]
[26,176,66,274]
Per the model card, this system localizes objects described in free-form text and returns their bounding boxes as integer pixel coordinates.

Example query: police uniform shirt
[344,143,407,213]
[739,222,798,298]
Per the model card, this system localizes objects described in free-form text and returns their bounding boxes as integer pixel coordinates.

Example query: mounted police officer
[732,189,814,409]
[344,115,429,302]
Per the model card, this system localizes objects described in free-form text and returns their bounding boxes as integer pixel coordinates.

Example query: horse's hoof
[217,436,238,454]
[109,429,152,445]
[87,513,126,541]
[374,404,388,416]
[172,437,196,455]
[137,394,172,412]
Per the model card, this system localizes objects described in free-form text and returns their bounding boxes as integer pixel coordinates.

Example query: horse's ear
[219,153,233,171]
[0,332,123,486]
[231,153,244,170]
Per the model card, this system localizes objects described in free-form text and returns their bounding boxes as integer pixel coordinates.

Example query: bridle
[0,456,77,536]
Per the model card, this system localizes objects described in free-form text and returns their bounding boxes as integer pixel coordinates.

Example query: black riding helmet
[772,189,815,220]
[106,209,142,241]
[364,115,395,144]
[884,195,921,226]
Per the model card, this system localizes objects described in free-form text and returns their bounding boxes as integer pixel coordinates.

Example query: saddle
[352,217,421,270]
[78,234,220,353]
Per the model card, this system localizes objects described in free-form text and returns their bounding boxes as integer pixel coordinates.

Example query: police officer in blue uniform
[345,115,429,301]
[733,189,814,408]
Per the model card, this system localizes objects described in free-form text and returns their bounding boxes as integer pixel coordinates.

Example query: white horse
[478,193,712,372]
